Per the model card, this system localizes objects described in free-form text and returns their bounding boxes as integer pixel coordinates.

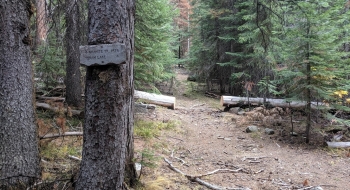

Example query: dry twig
[68,155,81,161]
[40,131,83,139]
[170,150,187,166]
[164,157,251,190]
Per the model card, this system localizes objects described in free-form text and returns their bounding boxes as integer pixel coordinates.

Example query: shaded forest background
[33,0,350,131]
[2,0,349,189]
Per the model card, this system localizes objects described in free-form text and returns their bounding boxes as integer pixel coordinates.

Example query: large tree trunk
[65,0,82,107]
[0,0,41,188]
[76,0,136,189]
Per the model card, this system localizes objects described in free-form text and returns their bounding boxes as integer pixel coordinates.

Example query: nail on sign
[79,43,126,66]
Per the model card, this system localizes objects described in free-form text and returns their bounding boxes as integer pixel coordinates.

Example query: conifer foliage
[134,0,177,91]
[189,0,350,142]
[274,0,350,142]
[172,0,192,61]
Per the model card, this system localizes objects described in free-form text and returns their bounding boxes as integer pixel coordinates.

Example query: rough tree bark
[0,0,41,188]
[65,0,82,107]
[35,0,48,47]
[76,0,136,189]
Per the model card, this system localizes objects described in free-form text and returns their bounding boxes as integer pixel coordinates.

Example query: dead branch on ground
[241,156,267,162]
[170,150,187,166]
[37,96,65,101]
[40,131,83,139]
[36,102,82,116]
[68,155,81,161]
[164,157,251,190]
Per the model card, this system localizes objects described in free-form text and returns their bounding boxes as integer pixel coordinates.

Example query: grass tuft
[142,176,172,190]
[134,119,179,140]
[41,143,81,161]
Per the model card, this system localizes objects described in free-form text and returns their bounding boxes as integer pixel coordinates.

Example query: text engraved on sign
[80,43,126,66]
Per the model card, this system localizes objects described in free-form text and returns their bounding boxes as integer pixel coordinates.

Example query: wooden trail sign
[79,43,126,66]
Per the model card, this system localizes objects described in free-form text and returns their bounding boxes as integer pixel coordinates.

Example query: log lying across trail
[326,141,350,148]
[36,90,176,111]
[221,96,328,109]
[135,90,176,110]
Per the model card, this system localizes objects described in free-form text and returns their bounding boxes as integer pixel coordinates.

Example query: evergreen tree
[219,0,281,98]
[134,0,177,91]
[65,0,83,107]
[275,0,350,142]
[189,0,236,93]
[189,0,350,143]
[172,0,192,64]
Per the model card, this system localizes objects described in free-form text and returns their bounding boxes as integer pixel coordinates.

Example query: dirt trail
[135,68,350,190]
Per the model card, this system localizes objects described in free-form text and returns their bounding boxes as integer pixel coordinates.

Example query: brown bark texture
[0,0,41,188]
[65,0,82,107]
[76,0,136,189]
[35,0,48,46]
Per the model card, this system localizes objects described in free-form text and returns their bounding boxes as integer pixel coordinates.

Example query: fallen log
[205,91,220,99]
[221,96,328,109]
[135,90,176,109]
[36,96,65,102]
[36,102,82,116]
[36,90,175,111]
[135,102,156,109]
[326,141,350,148]
[40,131,83,139]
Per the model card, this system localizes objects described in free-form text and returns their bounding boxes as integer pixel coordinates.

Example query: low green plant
[40,143,80,161]
[139,149,159,169]
[142,176,172,190]
[134,119,178,140]
[151,142,168,150]
[36,109,56,119]
[250,131,261,139]
[34,44,66,91]
[66,117,83,130]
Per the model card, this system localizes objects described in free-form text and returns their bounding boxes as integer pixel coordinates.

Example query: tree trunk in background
[305,24,311,144]
[65,0,82,107]
[76,0,136,189]
[0,0,41,188]
[35,0,48,47]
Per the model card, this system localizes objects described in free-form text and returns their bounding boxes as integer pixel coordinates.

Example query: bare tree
[65,0,82,107]
[35,0,48,47]
[76,0,136,189]
[0,0,41,188]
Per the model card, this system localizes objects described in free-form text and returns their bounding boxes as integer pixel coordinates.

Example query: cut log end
[220,96,224,107]
[135,90,176,110]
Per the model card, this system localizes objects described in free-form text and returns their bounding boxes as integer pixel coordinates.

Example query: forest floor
[134,68,350,190]
[37,67,350,190]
